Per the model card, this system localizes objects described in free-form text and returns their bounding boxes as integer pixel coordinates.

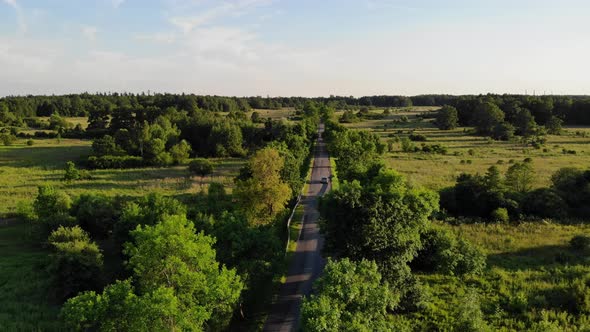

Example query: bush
[490,207,509,223]
[63,161,80,181]
[0,133,16,145]
[570,235,590,252]
[26,139,34,146]
[87,155,144,169]
[47,226,103,301]
[522,188,567,219]
[409,133,427,141]
[71,194,118,239]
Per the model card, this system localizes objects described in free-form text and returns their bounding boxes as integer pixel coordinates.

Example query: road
[263,123,330,332]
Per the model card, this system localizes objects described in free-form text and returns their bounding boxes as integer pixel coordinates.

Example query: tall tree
[435,105,459,130]
[235,147,291,224]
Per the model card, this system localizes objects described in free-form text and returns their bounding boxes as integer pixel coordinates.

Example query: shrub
[0,133,16,145]
[87,155,144,169]
[26,139,34,146]
[47,226,103,301]
[522,188,567,219]
[409,133,427,141]
[491,207,509,223]
[72,194,118,239]
[570,235,590,252]
[63,161,80,181]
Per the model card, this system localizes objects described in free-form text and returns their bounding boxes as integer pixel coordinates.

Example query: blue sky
[1,0,589,96]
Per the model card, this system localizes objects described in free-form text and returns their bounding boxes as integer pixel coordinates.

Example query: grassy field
[0,137,244,217]
[0,223,61,331]
[338,108,590,190]
[338,107,590,330]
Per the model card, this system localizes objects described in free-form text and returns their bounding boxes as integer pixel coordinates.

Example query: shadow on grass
[0,145,91,169]
[487,245,587,271]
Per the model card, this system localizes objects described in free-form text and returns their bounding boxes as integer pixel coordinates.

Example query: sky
[1,0,589,97]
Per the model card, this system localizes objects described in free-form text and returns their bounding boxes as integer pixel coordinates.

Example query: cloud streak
[2,0,27,33]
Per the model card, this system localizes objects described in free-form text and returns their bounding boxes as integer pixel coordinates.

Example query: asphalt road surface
[263,124,330,332]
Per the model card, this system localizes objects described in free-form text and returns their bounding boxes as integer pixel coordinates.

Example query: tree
[301,259,398,332]
[92,135,124,156]
[235,147,291,224]
[514,108,537,137]
[32,185,74,238]
[63,161,81,181]
[47,226,103,301]
[124,215,243,330]
[492,121,515,141]
[505,162,535,193]
[545,116,563,135]
[251,111,261,123]
[169,139,192,165]
[188,158,214,185]
[472,101,504,136]
[435,105,459,130]
[61,279,182,332]
[320,169,438,286]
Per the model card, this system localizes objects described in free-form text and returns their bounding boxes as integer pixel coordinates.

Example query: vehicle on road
[320,177,329,184]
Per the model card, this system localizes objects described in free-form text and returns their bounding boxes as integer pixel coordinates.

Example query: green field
[338,108,590,190]
[338,108,590,330]
[0,136,244,217]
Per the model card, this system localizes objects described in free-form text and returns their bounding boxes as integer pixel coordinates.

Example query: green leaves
[301,259,399,332]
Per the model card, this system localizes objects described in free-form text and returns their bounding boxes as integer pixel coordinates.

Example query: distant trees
[235,147,291,224]
[472,102,504,136]
[435,105,459,130]
[188,158,214,185]
[301,259,398,331]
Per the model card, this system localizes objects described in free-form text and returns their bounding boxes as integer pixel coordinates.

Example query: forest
[1,93,590,331]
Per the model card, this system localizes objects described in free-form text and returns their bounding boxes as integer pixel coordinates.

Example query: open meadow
[0,136,244,217]
[336,107,590,330]
[338,108,590,190]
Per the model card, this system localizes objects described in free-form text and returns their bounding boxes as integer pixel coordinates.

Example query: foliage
[454,289,491,332]
[505,162,535,193]
[235,147,291,224]
[301,259,399,332]
[570,235,590,252]
[188,158,214,179]
[47,226,103,301]
[435,105,459,130]
[169,139,192,164]
[472,101,504,136]
[32,185,75,239]
[87,155,144,169]
[491,207,510,223]
[71,194,119,239]
[550,167,590,217]
[413,226,486,276]
[124,215,243,330]
[522,188,567,219]
[320,169,439,286]
[61,278,183,332]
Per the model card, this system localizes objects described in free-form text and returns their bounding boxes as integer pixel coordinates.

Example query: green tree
[320,169,438,285]
[301,259,399,332]
[514,108,537,137]
[188,158,214,185]
[32,185,74,238]
[124,215,243,330]
[472,101,504,136]
[47,226,103,300]
[492,122,515,141]
[169,139,192,164]
[251,111,261,123]
[63,161,81,181]
[505,162,535,193]
[435,105,459,130]
[61,279,182,332]
[235,147,292,224]
[545,115,563,135]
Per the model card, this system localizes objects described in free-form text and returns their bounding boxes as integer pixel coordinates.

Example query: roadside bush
[570,235,590,253]
[87,155,144,169]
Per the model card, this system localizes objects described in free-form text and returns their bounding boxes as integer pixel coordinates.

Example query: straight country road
[263,123,330,332]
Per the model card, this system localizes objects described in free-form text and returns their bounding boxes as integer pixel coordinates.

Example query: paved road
[263,124,330,332]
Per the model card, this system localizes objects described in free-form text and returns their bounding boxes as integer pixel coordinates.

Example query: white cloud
[81,26,98,41]
[169,0,273,34]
